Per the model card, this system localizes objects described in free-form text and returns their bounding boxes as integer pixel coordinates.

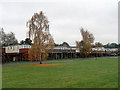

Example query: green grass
[2,58,118,88]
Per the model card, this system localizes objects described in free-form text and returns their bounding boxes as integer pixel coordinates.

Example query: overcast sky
[0,0,119,46]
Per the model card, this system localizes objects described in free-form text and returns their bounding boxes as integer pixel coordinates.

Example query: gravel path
[2,56,118,66]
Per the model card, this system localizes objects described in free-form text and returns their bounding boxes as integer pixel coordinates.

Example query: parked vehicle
[110,53,117,56]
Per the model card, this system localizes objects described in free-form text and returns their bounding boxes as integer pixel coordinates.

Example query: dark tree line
[0,28,18,47]
[103,43,118,48]
[0,27,33,46]
[92,42,119,48]
[20,38,32,45]
[55,42,70,47]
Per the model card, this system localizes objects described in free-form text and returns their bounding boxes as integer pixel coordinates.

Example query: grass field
[2,58,118,88]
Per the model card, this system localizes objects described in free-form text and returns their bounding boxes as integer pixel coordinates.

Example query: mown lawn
[2,58,118,88]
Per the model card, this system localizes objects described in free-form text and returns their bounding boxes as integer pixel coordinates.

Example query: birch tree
[27,11,54,64]
[76,28,94,57]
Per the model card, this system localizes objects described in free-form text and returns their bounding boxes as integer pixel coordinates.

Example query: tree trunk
[40,53,42,64]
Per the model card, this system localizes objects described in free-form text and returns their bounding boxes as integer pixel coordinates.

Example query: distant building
[2,44,118,62]
[2,43,76,62]
[2,44,31,62]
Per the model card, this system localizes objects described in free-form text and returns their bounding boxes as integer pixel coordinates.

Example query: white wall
[5,45,31,53]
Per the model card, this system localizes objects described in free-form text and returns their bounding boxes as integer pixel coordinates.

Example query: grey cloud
[0,0,119,45]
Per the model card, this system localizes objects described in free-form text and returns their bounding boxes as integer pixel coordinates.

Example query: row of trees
[0,28,118,49]
[93,42,119,48]
[55,42,70,47]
